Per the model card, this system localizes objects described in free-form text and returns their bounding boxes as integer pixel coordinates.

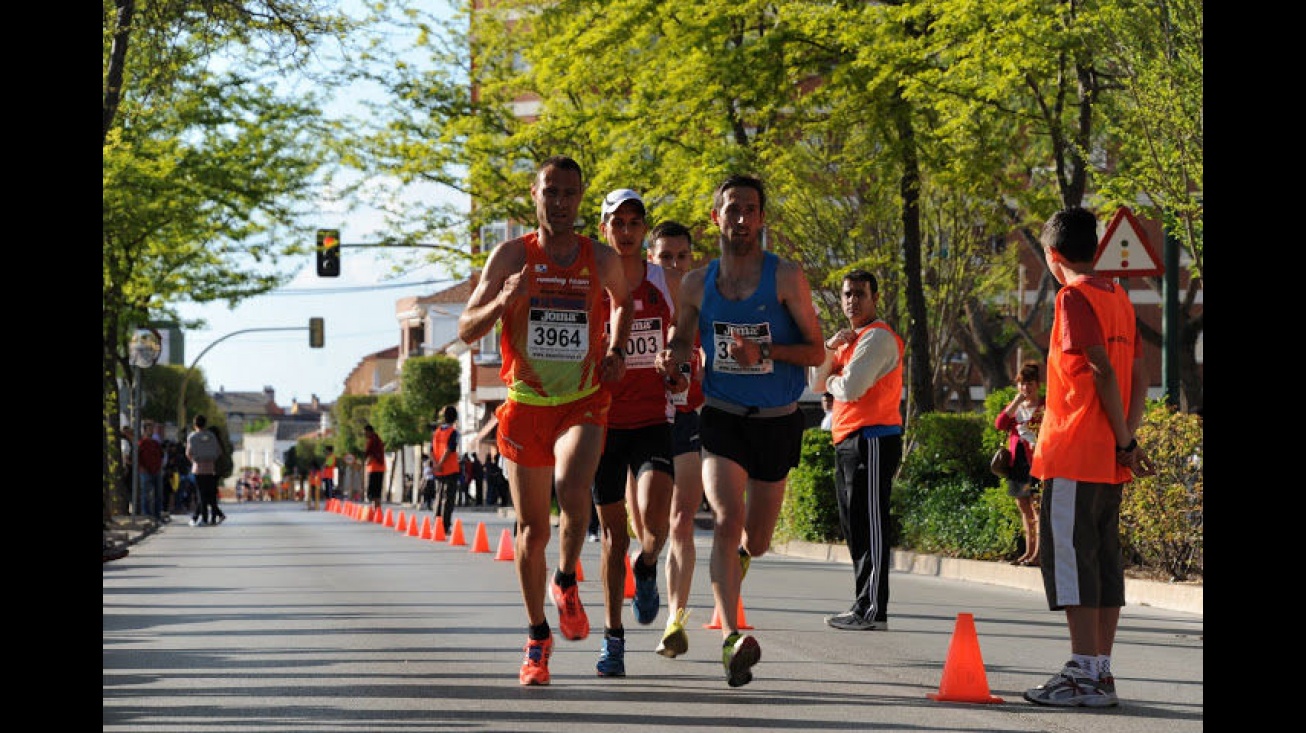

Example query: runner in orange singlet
[457,155,633,687]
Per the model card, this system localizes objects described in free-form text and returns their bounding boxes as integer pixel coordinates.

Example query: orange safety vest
[829,320,904,445]
[1031,277,1139,484]
[431,424,460,477]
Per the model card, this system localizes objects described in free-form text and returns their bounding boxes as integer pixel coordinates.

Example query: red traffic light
[316,229,341,277]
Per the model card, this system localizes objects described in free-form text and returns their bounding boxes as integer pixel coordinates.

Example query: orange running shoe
[519,634,553,686]
[550,577,591,641]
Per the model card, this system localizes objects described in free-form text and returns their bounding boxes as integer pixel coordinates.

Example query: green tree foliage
[330,394,379,458]
[365,0,1202,422]
[400,355,462,429]
[1093,0,1203,280]
[102,0,360,518]
[1121,401,1203,580]
[137,363,222,435]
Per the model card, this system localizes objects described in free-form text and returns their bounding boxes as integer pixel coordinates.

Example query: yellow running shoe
[656,607,690,658]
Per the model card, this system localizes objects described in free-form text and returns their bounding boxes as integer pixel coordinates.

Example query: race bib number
[528,308,589,362]
[605,317,665,369]
[710,321,773,375]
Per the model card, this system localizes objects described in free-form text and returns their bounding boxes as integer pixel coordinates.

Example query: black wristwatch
[758,342,772,361]
[1116,438,1138,453]
[610,346,626,359]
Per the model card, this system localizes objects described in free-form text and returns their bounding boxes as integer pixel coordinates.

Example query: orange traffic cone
[419,515,433,540]
[494,528,515,561]
[407,515,421,537]
[383,508,395,527]
[470,522,491,553]
[395,512,408,533]
[432,516,447,542]
[927,613,1004,704]
[703,597,754,630]
[372,506,385,524]
[574,557,585,582]
[448,518,467,546]
[623,553,636,599]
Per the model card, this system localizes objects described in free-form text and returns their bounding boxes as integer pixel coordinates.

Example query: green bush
[893,474,1021,559]
[773,399,1202,582]
[1120,401,1203,581]
[898,412,991,489]
[775,428,842,544]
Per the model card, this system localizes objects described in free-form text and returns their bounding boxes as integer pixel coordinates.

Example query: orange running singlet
[499,232,608,406]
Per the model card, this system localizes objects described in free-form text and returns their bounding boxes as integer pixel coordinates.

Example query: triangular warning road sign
[1093,206,1164,277]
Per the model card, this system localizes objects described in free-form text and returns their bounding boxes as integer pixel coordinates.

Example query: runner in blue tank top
[656,174,825,688]
[699,252,807,409]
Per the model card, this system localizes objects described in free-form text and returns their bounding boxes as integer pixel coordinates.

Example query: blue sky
[173,237,464,405]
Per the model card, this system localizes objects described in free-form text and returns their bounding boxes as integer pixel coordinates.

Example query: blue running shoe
[596,635,626,677]
[632,559,660,625]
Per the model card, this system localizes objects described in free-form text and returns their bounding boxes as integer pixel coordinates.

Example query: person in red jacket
[136,420,166,522]
[995,361,1046,567]
[363,424,386,511]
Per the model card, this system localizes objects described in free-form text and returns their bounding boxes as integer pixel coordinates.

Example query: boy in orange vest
[1022,207,1155,709]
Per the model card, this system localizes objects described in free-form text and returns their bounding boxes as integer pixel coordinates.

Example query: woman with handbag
[995,361,1046,566]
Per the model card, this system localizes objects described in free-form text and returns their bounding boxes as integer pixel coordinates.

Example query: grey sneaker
[825,611,888,630]
[1097,675,1119,706]
[1023,661,1116,707]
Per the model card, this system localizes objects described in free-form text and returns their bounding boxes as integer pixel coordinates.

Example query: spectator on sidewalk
[996,360,1046,567]
[1022,206,1154,709]
[136,420,166,523]
[808,269,904,632]
[321,446,338,501]
[186,414,226,526]
[470,453,485,505]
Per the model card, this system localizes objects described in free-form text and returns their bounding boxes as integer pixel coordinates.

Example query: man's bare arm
[774,259,828,367]
[458,240,526,344]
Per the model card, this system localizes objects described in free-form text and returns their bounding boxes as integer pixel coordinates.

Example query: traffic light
[309,317,324,348]
[316,228,340,277]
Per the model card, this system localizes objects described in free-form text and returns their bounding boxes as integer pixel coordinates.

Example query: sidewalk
[105,502,1202,616]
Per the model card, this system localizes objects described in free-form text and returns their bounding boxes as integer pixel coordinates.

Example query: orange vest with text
[830,320,903,445]
[1031,276,1138,484]
[499,232,607,406]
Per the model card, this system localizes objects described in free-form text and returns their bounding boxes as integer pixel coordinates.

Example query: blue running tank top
[699,251,806,408]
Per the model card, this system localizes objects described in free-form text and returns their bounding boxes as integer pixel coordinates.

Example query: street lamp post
[175,325,313,442]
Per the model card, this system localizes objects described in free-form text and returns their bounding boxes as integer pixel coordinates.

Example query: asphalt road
[103,501,1203,732]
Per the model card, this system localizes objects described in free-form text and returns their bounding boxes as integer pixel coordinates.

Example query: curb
[772,539,1202,617]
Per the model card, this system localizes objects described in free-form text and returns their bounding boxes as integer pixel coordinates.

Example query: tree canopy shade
[345,0,1200,416]
[102,0,364,519]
